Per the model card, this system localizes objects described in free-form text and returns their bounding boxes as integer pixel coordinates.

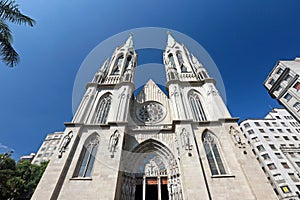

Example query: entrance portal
[120,139,183,200]
[134,177,168,200]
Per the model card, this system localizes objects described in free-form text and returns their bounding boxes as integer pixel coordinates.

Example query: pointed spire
[167,31,176,47]
[124,33,134,48]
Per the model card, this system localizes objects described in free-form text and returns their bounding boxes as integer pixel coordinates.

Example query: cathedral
[32,33,277,200]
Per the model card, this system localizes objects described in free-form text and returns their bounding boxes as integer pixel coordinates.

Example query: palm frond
[0,21,19,67]
[0,19,12,42]
[0,0,35,26]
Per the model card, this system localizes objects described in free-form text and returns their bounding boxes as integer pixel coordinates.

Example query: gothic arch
[201,130,227,176]
[111,53,124,75]
[176,50,187,73]
[93,92,112,124]
[120,139,183,200]
[188,90,207,121]
[73,132,100,178]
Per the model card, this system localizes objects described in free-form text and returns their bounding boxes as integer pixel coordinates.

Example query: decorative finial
[125,33,134,48]
[167,31,176,47]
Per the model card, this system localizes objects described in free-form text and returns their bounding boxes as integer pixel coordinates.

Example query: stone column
[143,176,146,200]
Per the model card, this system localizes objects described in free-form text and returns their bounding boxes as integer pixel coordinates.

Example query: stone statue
[58,131,73,158]
[229,126,245,148]
[180,128,192,151]
[109,130,120,157]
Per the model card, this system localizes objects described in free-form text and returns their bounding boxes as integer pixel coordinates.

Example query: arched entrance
[120,139,183,200]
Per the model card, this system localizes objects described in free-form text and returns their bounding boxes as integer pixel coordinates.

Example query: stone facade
[264,58,300,122]
[32,34,277,200]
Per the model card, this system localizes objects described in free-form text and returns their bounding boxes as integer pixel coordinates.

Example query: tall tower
[32,34,277,200]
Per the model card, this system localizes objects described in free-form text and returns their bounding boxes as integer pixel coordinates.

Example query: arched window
[176,52,187,73]
[203,131,226,175]
[75,135,99,177]
[124,55,132,70]
[168,53,175,67]
[94,94,112,124]
[112,55,124,75]
[189,91,206,121]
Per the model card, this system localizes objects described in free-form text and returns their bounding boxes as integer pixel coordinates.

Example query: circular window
[136,102,166,124]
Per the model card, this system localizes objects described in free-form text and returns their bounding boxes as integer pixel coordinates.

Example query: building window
[269,144,277,150]
[254,122,261,126]
[252,137,259,142]
[275,153,283,159]
[94,94,112,124]
[281,186,291,193]
[264,136,271,141]
[276,68,283,75]
[281,162,290,169]
[275,116,281,119]
[283,136,290,140]
[268,78,275,85]
[257,145,265,152]
[293,136,299,141]
[272,122,278,127]
[244,123,250,128]
[296,162,300,168]
[293,102,300,112]
[284,75,292,82]
[274,174,285,183]
[284,93,292,101]
[262,153,270,160]
[275,86,282,92]
[267,163,277,170]
[281,122,287,127]
[247,130,254,135]
[278,129,283,133]
[259,129,265,133]
[189,91,206,121]
[287,129,292,133]
[294,82,300,92]
[289,152,296,158]
[203,132,226,176]
[74,135,99,178]
[265,122,271,127]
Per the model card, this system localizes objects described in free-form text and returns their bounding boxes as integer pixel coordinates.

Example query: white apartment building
[19,152,35,162]
[240,108,300,199]
[31,131,63,165]
[264,58,300,122]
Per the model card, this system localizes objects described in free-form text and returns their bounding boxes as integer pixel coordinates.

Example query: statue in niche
[180,128,192,151]
[229,126,245,148]
[108,130,120,158]
[58,131,73,158]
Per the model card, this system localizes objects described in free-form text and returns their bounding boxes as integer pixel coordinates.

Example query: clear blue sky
[0,0,299,160]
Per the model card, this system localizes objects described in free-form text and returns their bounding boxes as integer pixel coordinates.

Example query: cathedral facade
[32,34,277,200]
